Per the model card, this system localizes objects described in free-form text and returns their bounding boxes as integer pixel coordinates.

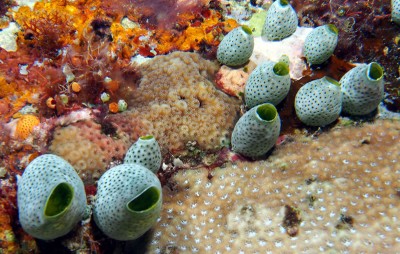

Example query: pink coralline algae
[49,120,131,183]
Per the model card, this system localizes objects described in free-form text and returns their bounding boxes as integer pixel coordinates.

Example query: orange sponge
[16,115,40,139]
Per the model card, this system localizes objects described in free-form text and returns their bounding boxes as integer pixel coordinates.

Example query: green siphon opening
[256,104,277,122]
[324,76,340,87]
[127,186,160,212]
[241,25,253,35]
[368,62,383,81]
[44,183,74,218]
[278,55,290,66]
[327,24,339,35]
[279,0,289,6]
[140,135,154,140]
[273,61,289,76]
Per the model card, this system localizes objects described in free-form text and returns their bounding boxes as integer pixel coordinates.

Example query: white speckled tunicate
[17,154,87,240]
[340,62,384,116]
[245,60,291,108]
[303,24,338,65]
[124,135,162,173]
[392,0,400,25]
[93,163,162,241]
[295,76,342,126]
[262,0,298,41]
[217,26,254,66]
[231,103,281,158]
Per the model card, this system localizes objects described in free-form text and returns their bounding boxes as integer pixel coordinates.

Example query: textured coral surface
[147,120,400,253]
[115,52,241,153]
[49,120,131,183]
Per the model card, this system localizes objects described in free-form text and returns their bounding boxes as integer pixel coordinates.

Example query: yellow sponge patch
[16,115,40,139]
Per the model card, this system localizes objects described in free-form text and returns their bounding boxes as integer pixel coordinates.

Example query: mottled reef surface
[0,0,399,253]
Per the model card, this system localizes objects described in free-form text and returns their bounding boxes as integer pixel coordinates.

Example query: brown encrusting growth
[282,205,302,237]
[335,214,354,230]
[0,178,38,253]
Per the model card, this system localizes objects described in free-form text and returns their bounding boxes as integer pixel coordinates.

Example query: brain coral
[146,120,400,253]
[119,52,241,153]
[49,120,131,183]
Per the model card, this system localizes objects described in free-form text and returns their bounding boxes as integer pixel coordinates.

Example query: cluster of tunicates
[18,136,162,241]
[216,0,385,158]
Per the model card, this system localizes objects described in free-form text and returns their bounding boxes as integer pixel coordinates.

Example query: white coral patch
[250,27,314,80]
[0,22,20,52]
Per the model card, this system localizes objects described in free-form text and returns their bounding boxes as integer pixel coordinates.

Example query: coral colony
[0,0,399,253]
